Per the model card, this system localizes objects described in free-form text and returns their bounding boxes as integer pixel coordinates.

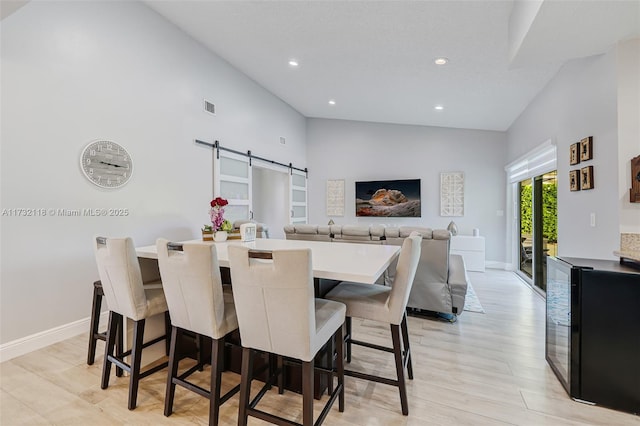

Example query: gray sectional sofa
[283,224,469,316]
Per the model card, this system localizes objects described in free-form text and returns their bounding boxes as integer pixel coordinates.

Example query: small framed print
[581,165,594,190]
[570,170,580,191]
[570,143,580,165]
[580,136,593,162]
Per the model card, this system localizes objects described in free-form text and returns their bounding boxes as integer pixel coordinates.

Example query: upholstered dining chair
[156,239,240,426]
[324,233,422,415]
[93,236,170,410]
[228,246,346,426]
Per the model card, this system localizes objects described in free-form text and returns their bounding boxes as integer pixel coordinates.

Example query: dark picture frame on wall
[580,136,593,162]
[581,165,594,190]
[570,170,580,191]
[355,179,421,217]
[570,143,580,165]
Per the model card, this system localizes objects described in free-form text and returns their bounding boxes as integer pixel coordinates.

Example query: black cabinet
[580,268,640,412]
[546,257,640,415]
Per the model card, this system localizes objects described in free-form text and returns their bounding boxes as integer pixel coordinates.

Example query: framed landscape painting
[355,179,421,217]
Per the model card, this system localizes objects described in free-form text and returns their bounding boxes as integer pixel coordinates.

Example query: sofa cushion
[334,225,373,242]
[284,224,331,242]
[295,224,319,234]
[385,227,400,238]
[432,229,451,240]
[341,225,371,237]
[370,225,386,239]
[317,225,331,235]
[399,226,433,239]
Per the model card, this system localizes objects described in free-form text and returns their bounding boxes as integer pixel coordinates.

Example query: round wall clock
[80,140,133,189]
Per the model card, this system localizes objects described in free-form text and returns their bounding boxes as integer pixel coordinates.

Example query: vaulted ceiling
[4,1,635,131]
[145,0,638,131]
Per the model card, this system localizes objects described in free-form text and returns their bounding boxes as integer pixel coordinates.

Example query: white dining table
[136,238,401,284]
[131,238,400,367]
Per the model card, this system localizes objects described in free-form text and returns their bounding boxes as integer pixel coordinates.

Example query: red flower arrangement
[210,197,229,209]
[209,197,231,231]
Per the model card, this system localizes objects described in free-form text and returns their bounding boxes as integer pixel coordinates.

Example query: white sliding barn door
[290,170,308,224]
[213,150,252,223]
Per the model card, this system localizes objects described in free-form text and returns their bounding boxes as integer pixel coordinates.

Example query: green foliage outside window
[520,182,557,243]
[520,184,532,236]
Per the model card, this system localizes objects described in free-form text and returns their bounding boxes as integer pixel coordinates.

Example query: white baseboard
[0,311,108,363]
[486,261,510,270]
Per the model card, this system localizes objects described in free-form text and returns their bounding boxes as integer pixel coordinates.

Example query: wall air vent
[204,99,216,115]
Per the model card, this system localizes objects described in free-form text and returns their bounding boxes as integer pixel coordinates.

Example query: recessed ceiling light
[288,59,299,67]
[434,105,444,110]
[434,57,448,65]
[328,99,336,105]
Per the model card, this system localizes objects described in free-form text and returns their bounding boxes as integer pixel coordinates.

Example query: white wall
[616,38,640,234]
[507,50,619,260]
[306,118,508,264]
[0,1,306,344]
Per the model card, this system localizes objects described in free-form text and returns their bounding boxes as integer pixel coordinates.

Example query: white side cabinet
[451,235,485,272]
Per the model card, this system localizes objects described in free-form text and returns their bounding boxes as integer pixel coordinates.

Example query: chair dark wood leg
[196,334,204,371]
[391,324,408,415]
[267,353,275,391]
[345,317,352,363]
[164,326,180,417]
[164,311,171,356]
[238,347,253,426]
[302,360,314,426]
[336,324,345,412]
[210,337,224,426]
[89,282,123,375]
[326,337,334,396]
[87,281,103,365]
[277,355,284,395]
[101,311,120,389]
[128,319,146,410]
[400,313,413,380]
[115,317,124,377]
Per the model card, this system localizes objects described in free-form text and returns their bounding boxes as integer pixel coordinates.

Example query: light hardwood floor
[1,270,638,425]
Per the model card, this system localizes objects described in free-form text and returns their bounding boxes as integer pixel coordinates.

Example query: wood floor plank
[520,389,640,426]
[1,389,51,425]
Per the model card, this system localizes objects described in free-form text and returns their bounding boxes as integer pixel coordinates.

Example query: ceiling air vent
[204,99,216,115]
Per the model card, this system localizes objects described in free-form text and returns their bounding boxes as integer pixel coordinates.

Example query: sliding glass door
[518,171,557,293]
[519,178,534,279]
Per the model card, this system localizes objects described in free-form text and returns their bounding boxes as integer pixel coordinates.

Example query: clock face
[80,140,133,189]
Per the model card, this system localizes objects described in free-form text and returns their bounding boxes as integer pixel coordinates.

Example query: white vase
[214,231,228,242]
